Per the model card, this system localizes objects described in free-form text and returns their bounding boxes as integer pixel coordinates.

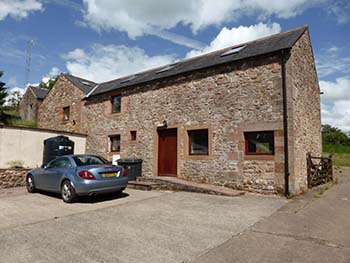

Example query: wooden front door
[158,128,177,176]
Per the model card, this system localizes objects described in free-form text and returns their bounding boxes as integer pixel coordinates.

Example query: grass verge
[324,152,350,167]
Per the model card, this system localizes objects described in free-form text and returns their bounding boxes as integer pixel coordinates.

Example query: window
[73,155,108,166]
[244,131,274,155]
[156,64,176,74]
[110,135,121,152]
[120,75,137,84]
[63,106,70,122]
[130,130,137,141]
[47,157,72,168]
[111,95,121,113]
[188,129,209,155]
[220,45,246,57]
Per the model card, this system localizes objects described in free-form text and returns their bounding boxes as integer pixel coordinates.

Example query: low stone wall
[0,169,30,189]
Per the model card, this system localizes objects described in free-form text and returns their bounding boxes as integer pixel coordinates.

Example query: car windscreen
[73,156,108,166]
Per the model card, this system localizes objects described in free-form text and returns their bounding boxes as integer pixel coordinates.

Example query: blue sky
[0,0,349,131]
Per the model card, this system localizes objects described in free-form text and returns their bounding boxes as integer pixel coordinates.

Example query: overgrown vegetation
[322,124,350,167]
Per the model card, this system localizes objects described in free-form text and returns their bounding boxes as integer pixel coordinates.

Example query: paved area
[140,176,246,196]
[192,168,350,263]
[0,187,285,263]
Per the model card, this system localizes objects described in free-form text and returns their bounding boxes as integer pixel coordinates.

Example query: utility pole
[25,40,34,87]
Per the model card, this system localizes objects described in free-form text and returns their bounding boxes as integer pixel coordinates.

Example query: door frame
[153,125,180,177]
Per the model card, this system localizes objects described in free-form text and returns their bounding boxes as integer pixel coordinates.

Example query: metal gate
[307,152,333,188]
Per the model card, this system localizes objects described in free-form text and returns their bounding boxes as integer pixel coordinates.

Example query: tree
[0,71,8,112]
[39,76,58,90]
[6,90,23,110]
[322,124,350,146]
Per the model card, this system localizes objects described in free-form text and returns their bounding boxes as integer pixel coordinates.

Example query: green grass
[323,144,350,167]
[6,119,37,128]
[323,144,350,154]
[326,153,350,167]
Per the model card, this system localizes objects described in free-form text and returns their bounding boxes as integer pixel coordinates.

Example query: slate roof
[63,73,97,94]
[87,25,307,97]
[29,86,48,99]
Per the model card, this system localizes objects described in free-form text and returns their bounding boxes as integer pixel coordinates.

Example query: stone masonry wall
[0,169,29,189]
[19,88,40,122]
[82,54,286,193]
[38,75,85,133]
[286,30,322,194]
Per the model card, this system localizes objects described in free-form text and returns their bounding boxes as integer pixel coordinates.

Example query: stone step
[137,176,245,197]
[127,181,160,191]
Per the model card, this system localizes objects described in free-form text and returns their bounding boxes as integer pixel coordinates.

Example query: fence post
[329,154,333,181]
[306,152,311,188]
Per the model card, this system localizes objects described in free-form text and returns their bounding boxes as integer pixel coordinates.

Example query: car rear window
[73,156,108,166]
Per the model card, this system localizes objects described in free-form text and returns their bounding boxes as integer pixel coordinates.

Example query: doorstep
[137,177,245,197]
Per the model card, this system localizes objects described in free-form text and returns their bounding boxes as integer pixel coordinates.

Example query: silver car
[26,155,128,203]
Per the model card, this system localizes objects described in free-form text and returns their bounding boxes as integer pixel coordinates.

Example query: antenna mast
[25,40,33,87]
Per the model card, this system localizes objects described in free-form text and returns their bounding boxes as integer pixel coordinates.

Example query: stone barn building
[19,86,48,122]
[38,73,96,133]
[38,25,322,195]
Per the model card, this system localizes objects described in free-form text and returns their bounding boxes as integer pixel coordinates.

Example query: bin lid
[117,158,143,163]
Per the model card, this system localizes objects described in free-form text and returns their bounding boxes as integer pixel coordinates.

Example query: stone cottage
[38,25,322,195]
[19,86,48,122]
[37,73,96,133]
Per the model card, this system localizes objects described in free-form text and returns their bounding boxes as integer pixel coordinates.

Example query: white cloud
[0,0,42,21]
[316,46,350,78]
[327,0,350,24]
[186,23,281,58]
[41,67,60,83]
[320,77,350,102]
[322,100,350,133]
[321,77,350,133]
[63,44,175,82]
[82,0,322,39]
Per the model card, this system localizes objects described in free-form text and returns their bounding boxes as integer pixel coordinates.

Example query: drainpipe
[281,49,290,197]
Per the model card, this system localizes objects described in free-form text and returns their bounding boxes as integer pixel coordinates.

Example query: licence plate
[102,172,119,178]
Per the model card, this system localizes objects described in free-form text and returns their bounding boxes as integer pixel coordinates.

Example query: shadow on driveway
[35,189,130,204]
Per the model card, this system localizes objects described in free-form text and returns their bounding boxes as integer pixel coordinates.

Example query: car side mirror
[41,164,47,169]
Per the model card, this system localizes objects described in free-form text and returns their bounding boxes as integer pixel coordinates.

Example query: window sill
[244,155,275,161]
[185,154,212,160]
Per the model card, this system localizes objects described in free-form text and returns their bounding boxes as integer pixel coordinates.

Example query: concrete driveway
[192,168,350,263]
[0,188,286,263]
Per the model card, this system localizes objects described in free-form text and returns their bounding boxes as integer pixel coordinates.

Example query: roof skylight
[120,75,138,84]
[81,81,92,86]
[220,45,246,57]
[156,64,176,74]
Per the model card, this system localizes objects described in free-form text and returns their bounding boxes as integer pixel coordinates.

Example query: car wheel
[26,174,36,193]
[61,180,77,203]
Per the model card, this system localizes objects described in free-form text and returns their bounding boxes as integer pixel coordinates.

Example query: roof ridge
[62,73,96,84]
[98,25,308,86]
[30,86,48,91]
